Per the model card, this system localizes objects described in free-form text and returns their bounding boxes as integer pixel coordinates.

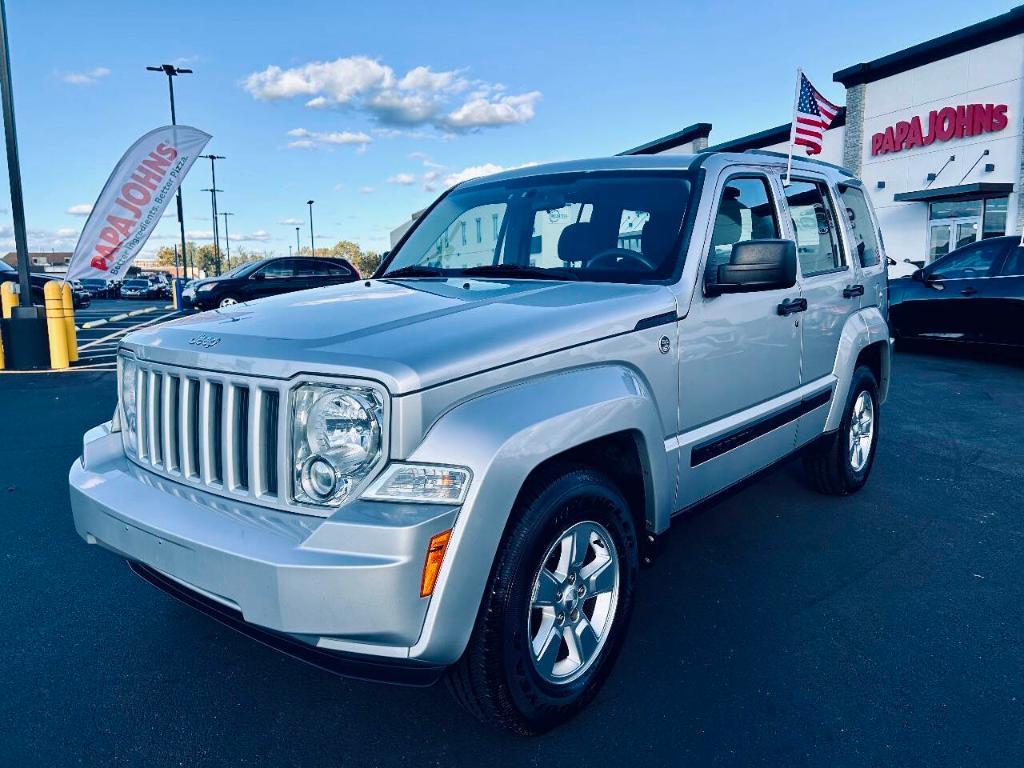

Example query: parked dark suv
[0,262,91,308]
[182,256,359,310]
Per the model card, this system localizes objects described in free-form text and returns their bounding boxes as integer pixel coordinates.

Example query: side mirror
[706,239,797,296]
[252,272,265,281]
[911,268,925,282]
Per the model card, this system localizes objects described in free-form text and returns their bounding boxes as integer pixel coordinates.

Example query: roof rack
[740,149,855,177]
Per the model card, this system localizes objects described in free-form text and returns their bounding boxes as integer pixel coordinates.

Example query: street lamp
[200,154,225,274]
[0,0,34,312]
[146,63,192,278]
[295,226,301,256]
[220,212,233,270]
[307,200,315,257]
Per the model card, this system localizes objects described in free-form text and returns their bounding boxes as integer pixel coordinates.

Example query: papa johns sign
[871,103,1008,156]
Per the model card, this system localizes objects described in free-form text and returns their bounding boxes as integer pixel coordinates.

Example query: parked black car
[0,262,91,308]
[80,277,117,299]
[182,256,359,310]
[889,235,1024,346]
[119,278,161,300]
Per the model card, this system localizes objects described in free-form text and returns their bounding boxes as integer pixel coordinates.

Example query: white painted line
[78,310,179,351]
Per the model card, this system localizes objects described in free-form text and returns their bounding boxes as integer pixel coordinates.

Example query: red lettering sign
[870,103,1009,156]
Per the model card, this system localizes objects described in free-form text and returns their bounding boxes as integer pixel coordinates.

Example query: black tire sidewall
[838,366,880,490]
[496,469,638,730]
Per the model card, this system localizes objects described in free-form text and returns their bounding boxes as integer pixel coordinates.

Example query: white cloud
[243,56,539,132]
[231,230,270,243]
[444,91,540,129]
[66,203,93,216]
[278,217,303,226]
[286,127,371,151]
[55,227,80,238]
[62,67,111,85]
[387,173,416,186]
[443,161,538,187]
[359,186,375,194]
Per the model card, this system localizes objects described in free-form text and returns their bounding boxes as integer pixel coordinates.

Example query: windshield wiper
[458,264,579,281]
[382,264,445,279]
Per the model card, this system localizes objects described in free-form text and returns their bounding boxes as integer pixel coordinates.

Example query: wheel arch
[405,364,673,664]
[824,306,892,432]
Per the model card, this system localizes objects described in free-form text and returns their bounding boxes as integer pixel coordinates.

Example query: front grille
[129,361,285,506]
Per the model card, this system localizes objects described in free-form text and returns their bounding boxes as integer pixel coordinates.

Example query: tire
[217,295,241,308]
[803,365,880,495]
[446,465,639,735]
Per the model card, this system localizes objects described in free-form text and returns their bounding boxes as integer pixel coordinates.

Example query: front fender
[405,364,674,664]
[824,306,892,432]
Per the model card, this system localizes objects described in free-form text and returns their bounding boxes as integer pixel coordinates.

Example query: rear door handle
[777,297,808,316]
[960,286,978,296]
[843,284,865,298]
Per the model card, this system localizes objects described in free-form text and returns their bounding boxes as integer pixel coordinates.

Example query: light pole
[220,212,233,269]
[146,63,192,278]
[200,154,225,274]
[295,226,301,256]
[0,0,33,312]
[306,200,315,257]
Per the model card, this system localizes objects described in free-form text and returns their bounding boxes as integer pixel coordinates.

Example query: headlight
[118,354,139,452]
[291,384,384,507]
[197,282,217,292]
[363,464,471,504]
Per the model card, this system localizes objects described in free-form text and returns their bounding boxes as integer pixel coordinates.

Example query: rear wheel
[446,466,638,735]
[803,365,879,495]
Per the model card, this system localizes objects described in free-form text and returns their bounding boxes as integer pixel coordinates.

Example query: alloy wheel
[848,390,875,472]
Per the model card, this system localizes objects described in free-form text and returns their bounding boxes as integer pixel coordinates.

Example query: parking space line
[78,310,181,351]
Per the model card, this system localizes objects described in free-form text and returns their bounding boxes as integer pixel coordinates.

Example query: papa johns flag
[67,125,211,281]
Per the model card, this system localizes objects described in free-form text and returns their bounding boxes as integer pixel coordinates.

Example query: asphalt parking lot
[71,298,185,370]
[2,344,1022,767]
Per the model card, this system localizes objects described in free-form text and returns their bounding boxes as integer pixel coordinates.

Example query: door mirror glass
[911,268,925,282]
[252,271,266,281]
[707,239,797,295]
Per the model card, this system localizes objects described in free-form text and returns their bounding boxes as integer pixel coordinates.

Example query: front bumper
[69,423,460,674]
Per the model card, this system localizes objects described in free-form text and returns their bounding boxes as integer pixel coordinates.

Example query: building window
[492,213,499,239]
[475,217,482,243]
[983,197,1008,239]
[460,221,467,246]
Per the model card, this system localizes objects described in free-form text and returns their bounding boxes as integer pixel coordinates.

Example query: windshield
[220,261,262,279]
[0,261,13,273]
[81,279,106,286]
[380,171,692,283]
[124,280,149,288]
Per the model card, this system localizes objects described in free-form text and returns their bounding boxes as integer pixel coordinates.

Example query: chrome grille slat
[120,359,384,518]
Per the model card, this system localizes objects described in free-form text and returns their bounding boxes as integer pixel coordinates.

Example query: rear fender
[825,306,892,431]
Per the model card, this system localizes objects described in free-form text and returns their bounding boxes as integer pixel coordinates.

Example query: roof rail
[740,149,855,177]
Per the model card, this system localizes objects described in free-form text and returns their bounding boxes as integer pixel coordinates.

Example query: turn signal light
[420,529,452,597]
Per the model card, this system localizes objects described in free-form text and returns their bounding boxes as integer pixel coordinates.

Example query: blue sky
[0,0,1012,258]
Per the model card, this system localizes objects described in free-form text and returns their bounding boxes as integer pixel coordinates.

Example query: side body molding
[405,364,674,664]
[824,306,892,432]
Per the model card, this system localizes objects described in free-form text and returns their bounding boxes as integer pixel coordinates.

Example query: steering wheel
[584,248,657,271]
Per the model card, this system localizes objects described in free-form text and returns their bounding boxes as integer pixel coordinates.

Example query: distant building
[2,251,72,274]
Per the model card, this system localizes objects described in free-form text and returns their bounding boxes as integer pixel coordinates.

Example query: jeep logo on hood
[188,333,222,348]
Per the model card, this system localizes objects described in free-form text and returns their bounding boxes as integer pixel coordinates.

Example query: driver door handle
[960,286,978,296]
[842,283,865,298]
[777,297,808,316]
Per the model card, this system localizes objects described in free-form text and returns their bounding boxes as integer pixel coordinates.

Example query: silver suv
[70,152,891,734]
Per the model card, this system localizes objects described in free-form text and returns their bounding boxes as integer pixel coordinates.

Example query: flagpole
[785,68,802,186]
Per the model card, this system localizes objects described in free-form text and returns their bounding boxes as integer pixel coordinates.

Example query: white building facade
[627,6,1024,266]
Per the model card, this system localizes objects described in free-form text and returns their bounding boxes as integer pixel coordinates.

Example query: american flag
[792,72,839,156]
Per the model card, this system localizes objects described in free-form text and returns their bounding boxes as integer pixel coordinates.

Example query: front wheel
[218,295,241,308]
[446,466,638,735]
[803,365,880,495]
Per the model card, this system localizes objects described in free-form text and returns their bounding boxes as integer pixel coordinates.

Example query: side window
[784,179,845,276]
[259,260,294,279]
[323,262,352,276]
[930,240,1007,279]
[707,176,780,273]
[1000,246,1024,277]
[838,184,881,268]
[293,259,321,277]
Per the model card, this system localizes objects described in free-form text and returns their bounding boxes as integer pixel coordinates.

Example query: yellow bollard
[61,282,78,362]
[0,318,5,370]
[43,281,69,370]
[1,281,16,319]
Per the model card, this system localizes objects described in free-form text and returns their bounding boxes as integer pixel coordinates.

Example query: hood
[123,278,676,393]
